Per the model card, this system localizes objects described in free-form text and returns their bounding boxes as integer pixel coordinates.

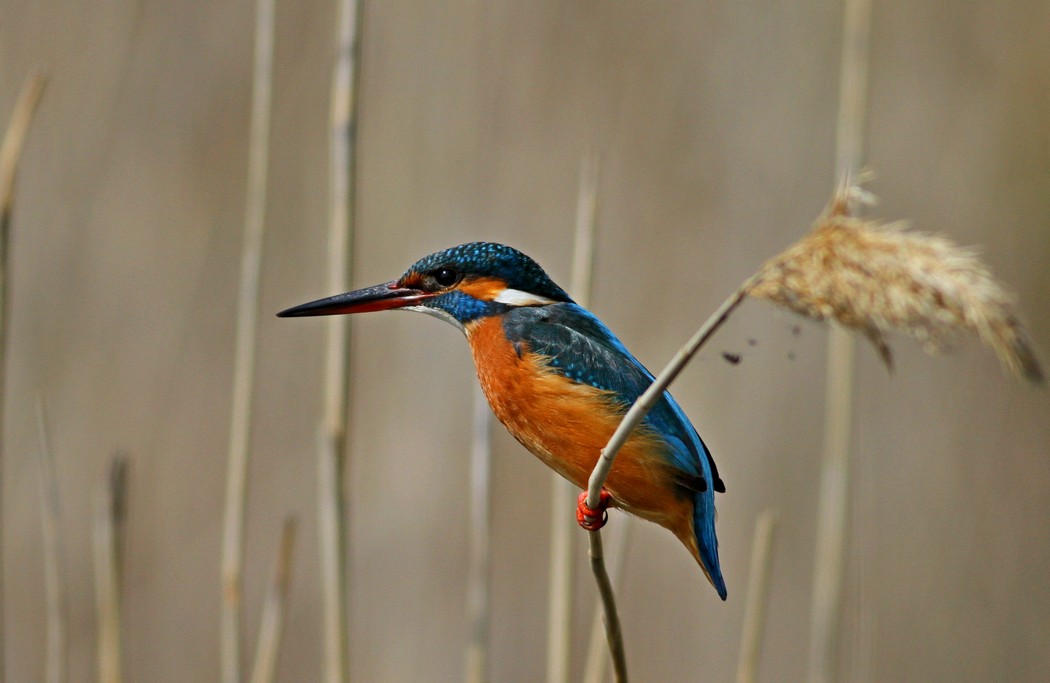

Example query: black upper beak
[277,281,428,317]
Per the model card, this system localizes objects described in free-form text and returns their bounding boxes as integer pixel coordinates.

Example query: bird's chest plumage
[464,316,688,527]
[466,316,610,483]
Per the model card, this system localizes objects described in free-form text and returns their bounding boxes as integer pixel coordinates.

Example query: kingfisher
[278,242,727,599]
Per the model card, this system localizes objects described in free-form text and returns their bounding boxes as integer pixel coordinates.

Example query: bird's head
[277,242,572,329]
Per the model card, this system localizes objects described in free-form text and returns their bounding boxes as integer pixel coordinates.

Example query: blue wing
[502,303,724,493]
[502,303,726,598]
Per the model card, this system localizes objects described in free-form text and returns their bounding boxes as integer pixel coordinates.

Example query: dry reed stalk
[0,71,46,682]
[464,147,497,683]
[465,386,491,683]
[757,177,1044,683]
[580,520,631,683]
[753,10,1038,682]
[93,457,128,683]
[816,2,869,678]
[750,188,1044,383]
[221,1,275,681]
[586,527,627,682]
[249,516,298,683]
[569,151,600,303]
[735,510,777,683]
[0,73,46,225]
[806,315,855,683]
[546,151,600,683]
[317,2,363,682]
[803,1,869,680]
[35,402,67,683]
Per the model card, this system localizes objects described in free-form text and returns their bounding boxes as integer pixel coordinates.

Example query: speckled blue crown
[404,242,572,303]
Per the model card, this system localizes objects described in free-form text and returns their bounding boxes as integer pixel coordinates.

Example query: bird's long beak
[277,281,428,317]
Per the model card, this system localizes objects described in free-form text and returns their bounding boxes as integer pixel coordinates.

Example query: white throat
[403,304,466,334]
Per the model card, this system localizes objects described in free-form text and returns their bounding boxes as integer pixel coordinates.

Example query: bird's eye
[432,268,459,288]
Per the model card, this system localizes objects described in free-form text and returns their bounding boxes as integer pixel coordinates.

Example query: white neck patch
[403,304,466,334]
[492,288,557,307]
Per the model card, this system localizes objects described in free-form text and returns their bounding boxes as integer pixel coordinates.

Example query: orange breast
[465,316,696,542]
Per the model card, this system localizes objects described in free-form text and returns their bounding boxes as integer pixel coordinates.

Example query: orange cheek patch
[457,276,506,301]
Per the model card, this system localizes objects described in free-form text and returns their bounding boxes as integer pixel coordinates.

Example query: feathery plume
[749,185,1043,383]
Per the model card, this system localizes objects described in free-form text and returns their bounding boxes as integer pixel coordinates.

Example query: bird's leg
[576,489,612,531]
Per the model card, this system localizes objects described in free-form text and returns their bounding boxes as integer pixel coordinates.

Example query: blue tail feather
[695,489,727,600]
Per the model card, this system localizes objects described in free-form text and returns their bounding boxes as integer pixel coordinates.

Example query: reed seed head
[749,185,1044,383]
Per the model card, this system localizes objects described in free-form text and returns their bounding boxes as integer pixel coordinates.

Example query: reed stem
[0,71,47,683]
[317,2,363,681]
[735,510,778,683]
[581,520,631,683]
[808,1,871,680]
[249,517,298,683]
[587,528,627,682]
[221,1,275,681]
[93,457,128,683]
[465,387,491,683]
[546,151,600,683]
[36,402,67,683]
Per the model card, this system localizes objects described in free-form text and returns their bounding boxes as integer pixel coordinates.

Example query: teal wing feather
[502,303,727,599]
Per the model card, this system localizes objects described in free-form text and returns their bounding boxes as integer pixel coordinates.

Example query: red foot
[576,489,613,531]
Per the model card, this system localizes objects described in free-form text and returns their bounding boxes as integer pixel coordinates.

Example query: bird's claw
[576,489,612,531]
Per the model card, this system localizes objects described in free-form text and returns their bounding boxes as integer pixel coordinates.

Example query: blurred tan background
[3,1,1049,681]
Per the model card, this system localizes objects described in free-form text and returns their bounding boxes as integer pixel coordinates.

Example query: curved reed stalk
[582,7,1040,681]
[582,183,1043,682]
